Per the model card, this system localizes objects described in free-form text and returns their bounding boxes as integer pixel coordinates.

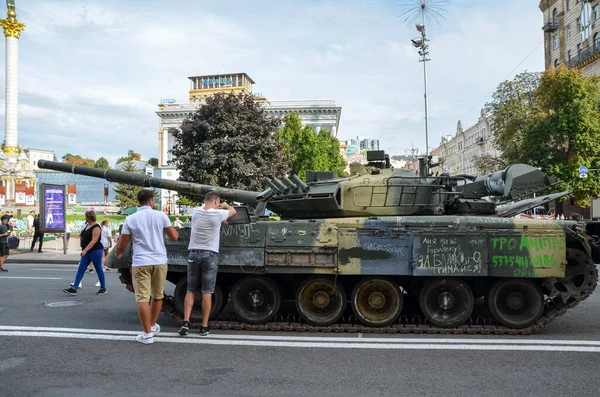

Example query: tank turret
[38,155,568,219]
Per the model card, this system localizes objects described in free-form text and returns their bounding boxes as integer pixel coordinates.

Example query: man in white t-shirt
[179,191,236,336]
[116,189,179,345]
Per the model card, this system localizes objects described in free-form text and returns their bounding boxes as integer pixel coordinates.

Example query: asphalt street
[0,263,599,397]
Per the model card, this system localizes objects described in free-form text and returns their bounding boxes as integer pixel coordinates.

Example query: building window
[595,33,600,51]
[577,18,581,32]
[552,8,558,25]
[554,59,560,67]
[553,35,559,49]
[595,5,600,21]
[577,43,582,58]
[567,25,571,39]
[568,49,571,60]
[567,0,570,11]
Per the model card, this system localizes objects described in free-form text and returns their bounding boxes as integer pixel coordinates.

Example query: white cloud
[0,0,546,166]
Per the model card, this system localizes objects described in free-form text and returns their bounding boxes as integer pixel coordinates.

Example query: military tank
[38,152,599,334]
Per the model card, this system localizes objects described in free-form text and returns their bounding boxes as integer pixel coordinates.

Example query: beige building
[430,110,500,176]
[23,148,54,170]
[540,0,600,74]
[157,73,341,167]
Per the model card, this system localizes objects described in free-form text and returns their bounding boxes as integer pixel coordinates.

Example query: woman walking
[63,211,107,295]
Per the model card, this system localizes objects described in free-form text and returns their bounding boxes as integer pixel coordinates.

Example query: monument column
[0,0,25,157]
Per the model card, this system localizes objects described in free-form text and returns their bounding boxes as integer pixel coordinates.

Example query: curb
[6,259,80,264]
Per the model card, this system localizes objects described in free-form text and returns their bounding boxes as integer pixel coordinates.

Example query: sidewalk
[6,236,83,264]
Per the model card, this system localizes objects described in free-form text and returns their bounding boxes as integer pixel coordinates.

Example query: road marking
[0,326,599,352]
[0,326,599,346]
[0,277,62,280]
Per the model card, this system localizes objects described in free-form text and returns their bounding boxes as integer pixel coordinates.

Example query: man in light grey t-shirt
[179,191,236,336]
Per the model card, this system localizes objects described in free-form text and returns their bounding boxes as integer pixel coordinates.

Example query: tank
[38,154,599,334]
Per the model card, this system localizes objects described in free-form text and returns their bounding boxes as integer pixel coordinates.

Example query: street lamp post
[411,23,430,156]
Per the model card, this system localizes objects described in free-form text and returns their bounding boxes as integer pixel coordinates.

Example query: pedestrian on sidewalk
[100,220,112,272]
[179,192,236,337]
[116,189,178,345]
[63,210,106,296]
[30,214,44,253]
[0,215,11,272]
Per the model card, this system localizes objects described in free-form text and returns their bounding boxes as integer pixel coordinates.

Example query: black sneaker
[96,288,107,295]
[179,321,190,336]
[87,269,94,273]
[199,326,210,336]
[63,287,77,295]
[0,268,7,272]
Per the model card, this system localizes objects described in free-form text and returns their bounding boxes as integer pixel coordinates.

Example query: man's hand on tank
[218,203,231,209]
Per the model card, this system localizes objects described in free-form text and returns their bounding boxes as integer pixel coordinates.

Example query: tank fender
[564,227,592,258]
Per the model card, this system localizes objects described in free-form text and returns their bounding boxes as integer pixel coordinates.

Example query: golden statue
[0,0,25,38]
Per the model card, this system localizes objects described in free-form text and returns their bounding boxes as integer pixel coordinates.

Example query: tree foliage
[116,150,142,164]
[169,92,288,196]
[113,158,142,208]
[94,157,110,169]
[147,157,159,167]
[473,154,507,175]
[275,112,346,181]
[486,67,600,206]
[62,153,94,167]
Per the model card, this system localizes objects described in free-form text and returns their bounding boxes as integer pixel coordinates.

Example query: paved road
[0,263,599,397]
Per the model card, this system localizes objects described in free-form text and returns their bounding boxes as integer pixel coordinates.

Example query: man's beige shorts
[131,264,168,303]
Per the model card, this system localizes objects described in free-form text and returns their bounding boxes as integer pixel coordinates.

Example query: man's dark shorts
[187,250,219,294]
[0,242,9,256]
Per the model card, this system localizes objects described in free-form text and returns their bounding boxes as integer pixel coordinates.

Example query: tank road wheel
[231,276,282,324]
[419,278,474,328]
[296,277,347,326]
[173,277,225,323]
[351,277,403,327]
[488,279,544,329]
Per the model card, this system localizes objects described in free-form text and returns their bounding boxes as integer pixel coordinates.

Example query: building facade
[24,148,54,170]
[156,73,342,167]
[540,0,600,74]
[430,110,500,176]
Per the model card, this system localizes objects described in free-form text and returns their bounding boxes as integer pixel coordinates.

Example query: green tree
[170,92,288,195]
[147,157,159,167]
[276,113,347,181]
[94,157,110,169]
[116,150,142,164]
[62,153,95,167]
[113,158,142,208]
[316,129,347,177]
[473,154,507,175]
[485,71,541,164]
[486,67,600,206]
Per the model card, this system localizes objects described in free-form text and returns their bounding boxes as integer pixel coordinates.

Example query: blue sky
[2,0,544,165]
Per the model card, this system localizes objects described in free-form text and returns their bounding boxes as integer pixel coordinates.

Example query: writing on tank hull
[489,234,566,278]
[413,234,487,276]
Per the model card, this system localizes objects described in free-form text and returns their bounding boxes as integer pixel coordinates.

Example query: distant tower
[0,0,36,207]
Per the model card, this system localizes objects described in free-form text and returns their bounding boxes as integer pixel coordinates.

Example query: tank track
[121,252,598,336]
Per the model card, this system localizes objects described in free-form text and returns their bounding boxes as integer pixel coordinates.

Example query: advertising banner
[67,184,77,205]
[39,184,66,233]
[25,186,35,206]
[0,194,5,206]
[15,182,26,204]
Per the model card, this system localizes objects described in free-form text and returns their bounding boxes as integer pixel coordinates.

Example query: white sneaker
[70,282,83,288]
[135,333,153,344]
[95,281,100,287]
[151,323,161,336]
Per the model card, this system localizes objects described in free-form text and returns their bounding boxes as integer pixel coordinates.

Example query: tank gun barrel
[37,160,261,206]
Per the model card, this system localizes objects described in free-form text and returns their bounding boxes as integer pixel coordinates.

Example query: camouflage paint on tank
[105,216,569,279]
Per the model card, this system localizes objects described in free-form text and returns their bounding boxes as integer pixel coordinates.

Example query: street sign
[580,173,588,179]
[579,166,588,174]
